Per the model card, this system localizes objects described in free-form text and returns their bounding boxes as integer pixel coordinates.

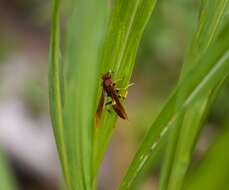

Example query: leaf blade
[118,24,229,189]
[93,0,158,177]
[162,1,229,189]
[48,0,71,188]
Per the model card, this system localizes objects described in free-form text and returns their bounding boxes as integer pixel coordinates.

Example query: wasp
[95,72,132,127]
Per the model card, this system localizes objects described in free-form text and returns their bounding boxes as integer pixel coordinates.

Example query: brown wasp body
[95,72,128,127]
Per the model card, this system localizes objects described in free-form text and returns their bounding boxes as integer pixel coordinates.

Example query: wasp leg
[106,108,112,114]
[112,77,126,87]
[105,100,113,113]
[118,94,126,100]
[105,100,112,106]
[115,83,135,92]
[115,83,134,100]
[105,106,113,114]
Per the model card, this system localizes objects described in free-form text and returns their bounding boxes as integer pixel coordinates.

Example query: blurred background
[0,0,228,190]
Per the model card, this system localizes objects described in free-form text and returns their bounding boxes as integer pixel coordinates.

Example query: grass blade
[48,0,71,188]
[49,0,107,189]
[0,150,17,190]
[93,0,158,177]
[118,22,229,189]
[184,125,229,190]
[160,1,229,190]
[64,0,107,189]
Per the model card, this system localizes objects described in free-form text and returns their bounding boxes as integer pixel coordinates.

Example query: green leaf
[159,1,229,190]
[184,126,229,190]
[48,0,71,188]
[93,0,158,178]
[118,21,229,190]
[49,0,107,189]
[0,150,17,190]
[63,0,107,188]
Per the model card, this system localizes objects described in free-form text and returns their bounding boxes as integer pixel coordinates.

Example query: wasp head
[102,71,113,88]
[101,71,112,81]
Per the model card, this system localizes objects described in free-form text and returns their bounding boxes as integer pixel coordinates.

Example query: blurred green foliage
[184,125,229,190]
[0,150,17,190]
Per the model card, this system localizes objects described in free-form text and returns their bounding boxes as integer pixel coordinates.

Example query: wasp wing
[111,91,128,120]
[95,90,105,127]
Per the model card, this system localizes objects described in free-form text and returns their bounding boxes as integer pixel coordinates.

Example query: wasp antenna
[128,82,135,87]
